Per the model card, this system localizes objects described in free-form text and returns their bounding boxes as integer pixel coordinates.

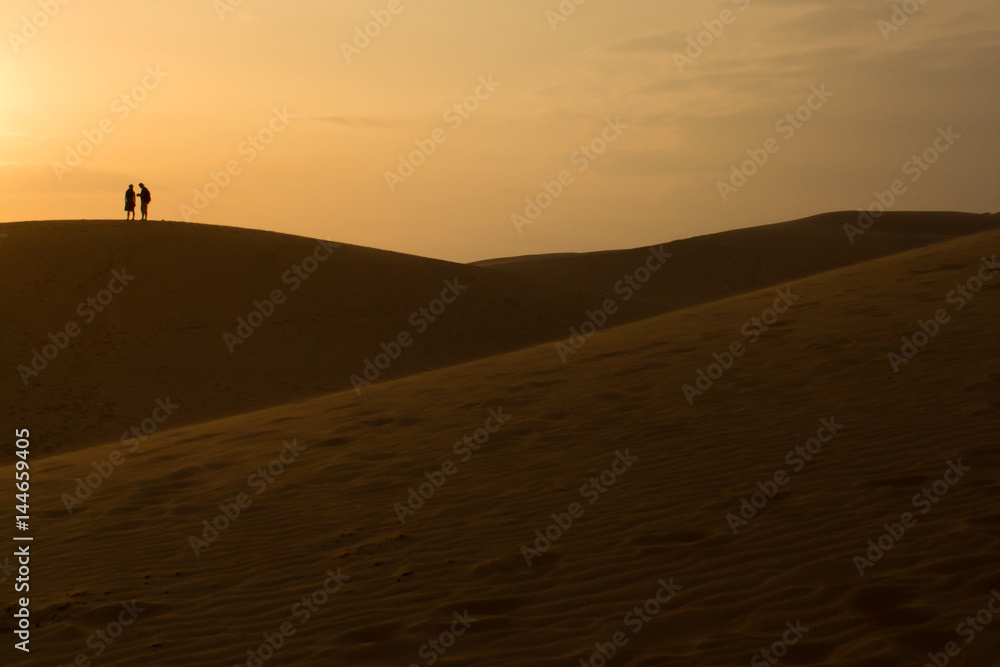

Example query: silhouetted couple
[125,183,151,220]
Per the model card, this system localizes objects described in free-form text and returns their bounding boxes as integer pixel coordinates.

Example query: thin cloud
[604,32,686,54]
[310,115,389,128]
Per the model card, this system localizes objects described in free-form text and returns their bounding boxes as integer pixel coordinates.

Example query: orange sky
[1,0,998,262]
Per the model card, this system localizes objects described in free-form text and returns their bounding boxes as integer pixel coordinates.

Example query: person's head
[128,184,134,189]
[139,183,145,188]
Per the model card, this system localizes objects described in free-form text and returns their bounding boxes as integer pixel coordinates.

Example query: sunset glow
[1,0,997,261]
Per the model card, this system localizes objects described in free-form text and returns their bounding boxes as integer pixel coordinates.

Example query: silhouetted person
[138,183,151,221]
[125,185,136,220]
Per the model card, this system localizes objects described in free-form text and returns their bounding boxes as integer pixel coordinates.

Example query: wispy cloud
[310,115,388,128]
[604,32,687,54]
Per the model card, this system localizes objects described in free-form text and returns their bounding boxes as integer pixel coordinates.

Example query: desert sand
[2,211,996,458]
[1,213,998,666]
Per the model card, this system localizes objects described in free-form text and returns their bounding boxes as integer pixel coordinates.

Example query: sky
[1,0,998,262]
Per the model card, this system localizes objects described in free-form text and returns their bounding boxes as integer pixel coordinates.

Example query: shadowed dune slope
[1,219,602,457]
[475,211,1000,315]
[2,212,996,456]
[3,229,997,666]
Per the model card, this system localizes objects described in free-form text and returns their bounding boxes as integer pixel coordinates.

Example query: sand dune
[2,219,599,458]
[475,211,1000,318]
[3,212,996,457]
[3,227,997,665]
